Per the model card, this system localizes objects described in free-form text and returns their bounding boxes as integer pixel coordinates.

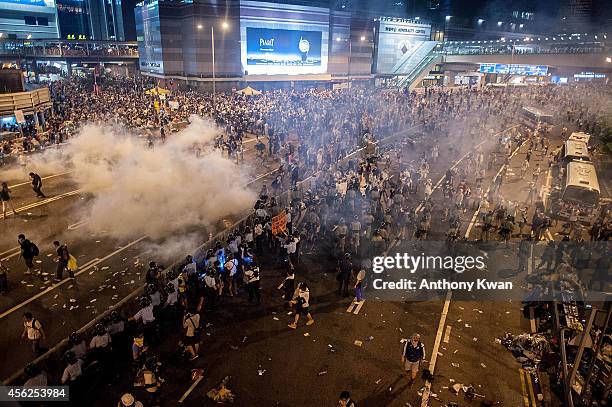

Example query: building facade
[0,0,60,39]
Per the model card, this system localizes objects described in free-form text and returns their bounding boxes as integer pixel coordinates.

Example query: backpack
[30,243,40,257]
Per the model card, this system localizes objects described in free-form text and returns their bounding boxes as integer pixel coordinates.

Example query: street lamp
[211,21,229,102]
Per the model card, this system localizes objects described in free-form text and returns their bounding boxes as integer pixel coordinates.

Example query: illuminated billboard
[478,63,548,76]
[375,17,431,74]
[240,1,329,75]
[0,0,55,6]
[246,27,322,67]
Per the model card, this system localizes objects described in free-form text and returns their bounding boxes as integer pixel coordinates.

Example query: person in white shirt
[224,254,238,296]
[90,323,112,349]
[243,264,261,304]
[288,282,314,329]
[61,351,83,384]
[21,312,44,355]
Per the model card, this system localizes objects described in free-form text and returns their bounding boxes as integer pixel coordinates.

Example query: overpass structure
[0,39,139,73]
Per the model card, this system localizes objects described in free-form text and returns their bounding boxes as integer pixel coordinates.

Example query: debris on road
[206,376,234,403]
[354,340,363,347]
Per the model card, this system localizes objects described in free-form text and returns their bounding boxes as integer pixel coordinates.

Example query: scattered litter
[473,337,478,342]
[67,284,74,289]
[46,253,53,257]
[273,317,279,321]
[257,367,266,376]
[303,333,310,337]
[69,305,79,311]
[354,340,363,347]
[452,383,462,394]
[26,284,34,287]
[101,266,110,271]
[480,363,487,368]
[451,363,460,367]
[95,240,101,243]
[35,260,42,264]
[230,346,239,351]
[398,328,403,333]
[473,309,484,314]
[20,280,27,284]
[453,349,458,354]
[375,379,382,385]
[206,376,234,403]
[465,323,472,328]
[90,299,97,303]
[89,270,95,275]
[242,336,247,343]
[437,352,443,357]
[365,336,374,341]
[41,272,49,276]
[317,371,327,376]
[69,298,77,303]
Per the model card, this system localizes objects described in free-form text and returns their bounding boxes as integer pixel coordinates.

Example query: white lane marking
[443,325,452,343]
[464,143,522,239]
[0,189,82,219]
[8,171,73,189]
[67,220,89,230]
[0,236,147,320]
[243,168,279,187]
[0,246,20,258]
[1,251,21,261]
[421,291,452,407]
[416,125,520,214]
[353,300,365,315]
[178,375,204,403]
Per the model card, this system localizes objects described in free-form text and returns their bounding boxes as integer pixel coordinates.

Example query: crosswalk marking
[519,368,539,407]
[443,325,452,343]
[346,299,365,314]
[519,368,530,407]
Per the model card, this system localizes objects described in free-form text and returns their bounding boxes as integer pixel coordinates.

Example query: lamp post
[199,21,228,105]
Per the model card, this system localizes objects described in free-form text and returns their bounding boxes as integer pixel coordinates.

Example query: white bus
[521,106,554,127]
[556,161,601,223]
[568,131,591,145]
[559,140,591,164]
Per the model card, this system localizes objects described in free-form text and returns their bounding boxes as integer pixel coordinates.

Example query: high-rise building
[54,0,132,40]
[56,0,91,39]
[0,0,60,39]
[559,0,592,32]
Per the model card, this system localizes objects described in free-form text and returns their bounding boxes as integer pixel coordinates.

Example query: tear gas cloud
[29,116,256,240]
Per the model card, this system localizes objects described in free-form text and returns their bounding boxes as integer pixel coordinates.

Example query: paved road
[0,133,280,380]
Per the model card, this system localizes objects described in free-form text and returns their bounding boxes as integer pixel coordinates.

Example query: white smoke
[57,116,256,240]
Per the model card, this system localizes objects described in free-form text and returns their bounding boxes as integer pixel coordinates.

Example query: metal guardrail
[3,124,421,385]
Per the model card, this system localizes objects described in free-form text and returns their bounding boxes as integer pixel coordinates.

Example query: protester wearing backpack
[401,333,426,383]
[18,234,39,275]
[22,312,45,355]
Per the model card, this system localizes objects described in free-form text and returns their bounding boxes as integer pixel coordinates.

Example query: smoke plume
[37,116,256,240]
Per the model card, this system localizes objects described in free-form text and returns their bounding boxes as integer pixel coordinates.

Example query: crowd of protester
[8,77,612,405]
